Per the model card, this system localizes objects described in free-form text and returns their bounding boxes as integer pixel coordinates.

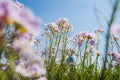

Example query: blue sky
[19,0,120,33]
[18,0,120,56]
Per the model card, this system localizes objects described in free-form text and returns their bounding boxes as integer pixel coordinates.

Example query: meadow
[0,0,120,80]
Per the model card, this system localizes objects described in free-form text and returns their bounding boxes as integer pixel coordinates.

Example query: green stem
[100,0,119,79]
[81,39,88,80]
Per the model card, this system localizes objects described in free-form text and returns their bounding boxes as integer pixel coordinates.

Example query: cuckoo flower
[110,24,120,39]
[95,28,103,33]
[12,38,33,53]
[73,31,95,47]
[15,60,46,79]
[108,51,120,63]
[46,18,72,36]
[56,18,72,31]
[47,22,60,34]
[0,0,40,36]
[87,33,95,40]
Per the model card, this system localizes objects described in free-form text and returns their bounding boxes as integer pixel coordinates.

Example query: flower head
[15,60,46,79]
[95,28,103,33]
[110,24,120,40]
[0,0,41,36]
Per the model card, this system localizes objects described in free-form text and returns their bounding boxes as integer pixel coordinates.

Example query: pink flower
[87,33,95,40]
[15,60,46,78]
[73,31,96,47]
[108,51,120,63]
[57,18,68,26]
[111,24,120,39]
[111,24,120,35]
[12,38,33,53]
[95,28,103,33]
[0,0,41,36]
[56,18,72,31]
[14,1,24,8]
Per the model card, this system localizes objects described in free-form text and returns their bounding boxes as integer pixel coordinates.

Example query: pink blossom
[110,24,120,40]
[0,0,41,36]
[15,60,46,78]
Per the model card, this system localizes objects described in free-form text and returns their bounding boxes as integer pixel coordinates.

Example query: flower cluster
[0,0,120,79]
[57,18,72,31]
[15,60,46,79]
[73,31,95,48]
[0,0,46,80]
[0,0,40,36]
[108,51,120,64]
[45,18,72,36]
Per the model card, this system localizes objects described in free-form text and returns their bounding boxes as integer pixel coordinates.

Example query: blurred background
[19,0,120,33]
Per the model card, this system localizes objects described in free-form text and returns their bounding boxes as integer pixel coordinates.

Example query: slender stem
[100,0,119,79]
[81,39,88,80]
